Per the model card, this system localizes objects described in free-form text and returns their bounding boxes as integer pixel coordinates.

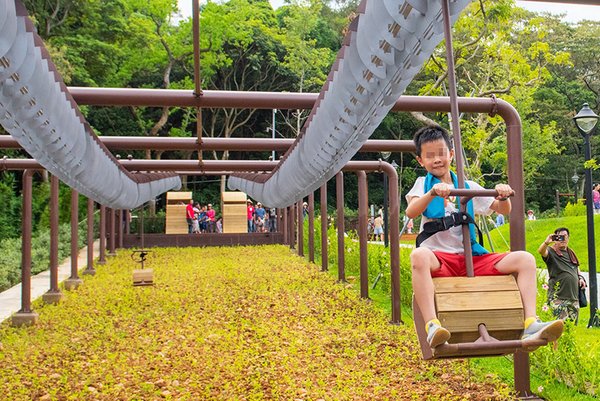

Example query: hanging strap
[416,211,485,248]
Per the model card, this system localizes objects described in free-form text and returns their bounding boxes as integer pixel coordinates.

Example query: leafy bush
[563,201,586,217]
[0,222,87,292]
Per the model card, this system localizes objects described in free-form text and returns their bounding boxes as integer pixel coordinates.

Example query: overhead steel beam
[0,135,415,153]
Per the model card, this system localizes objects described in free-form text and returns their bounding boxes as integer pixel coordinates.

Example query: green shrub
[0,222,87,292]
[563,201,586,217]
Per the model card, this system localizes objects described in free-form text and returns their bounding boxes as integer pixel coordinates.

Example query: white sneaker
[426,321,451,348]
[521,319,564,342]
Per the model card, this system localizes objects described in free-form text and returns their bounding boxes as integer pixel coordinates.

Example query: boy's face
[416,139,454,177]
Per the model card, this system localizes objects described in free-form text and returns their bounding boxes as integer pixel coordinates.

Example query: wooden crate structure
[133,269,154,286]
[434,275,524,343]
[165,192,192,234]
[222,191,248,233]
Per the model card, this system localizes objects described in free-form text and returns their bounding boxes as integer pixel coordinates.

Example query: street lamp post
[572,172,579,204]
[573,103,600,328]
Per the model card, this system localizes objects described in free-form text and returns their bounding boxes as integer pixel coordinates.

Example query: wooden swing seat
[414,275,547,359]
[133,269,154,286]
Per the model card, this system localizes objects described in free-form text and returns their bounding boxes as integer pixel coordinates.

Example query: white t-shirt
[406,177,494,254]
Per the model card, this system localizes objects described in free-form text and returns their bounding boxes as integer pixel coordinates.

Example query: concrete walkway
[0,241,100,324]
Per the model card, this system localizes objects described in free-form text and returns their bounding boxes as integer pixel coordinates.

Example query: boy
[406,125,563,348]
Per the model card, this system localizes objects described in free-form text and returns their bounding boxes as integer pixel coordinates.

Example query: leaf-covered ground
[0,245,514,400]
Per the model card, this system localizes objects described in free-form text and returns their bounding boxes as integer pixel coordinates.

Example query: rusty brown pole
[336,172,345,282]
[357,171,369,299]
[192,0,202,97]
[70,189,79,272]
[343,162,401,323]
[108,208,116,256]
[442,0,473,277]
[125,209,131,234]
[0,136,415,153]
[297,200,304,257]
[282,207,288,244]
[320,183,328,272]
[384,163,401,323]
[42,174,63,304]
[308,192,315,263]
[98,204,106,265]
[288,205,294,250]
[83,198,96,276]
[64,189,83,290]
[12,170,39,326]
[118,210,124,248]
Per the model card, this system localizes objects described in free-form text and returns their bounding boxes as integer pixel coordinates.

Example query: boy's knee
[411,248,433,271]
[513,251,536,270]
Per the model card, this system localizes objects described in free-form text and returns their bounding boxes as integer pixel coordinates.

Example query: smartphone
[552,234,565,241]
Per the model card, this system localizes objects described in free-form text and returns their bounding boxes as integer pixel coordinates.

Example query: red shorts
[431,251,508,278]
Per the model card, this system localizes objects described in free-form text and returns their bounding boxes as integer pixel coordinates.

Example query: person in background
[593,183,600,214]
[373,214,384,242]
[255,202,266,223]
[495,213,505,227]
[185,199,195,234]
[406,218,414,234]
[538,227,587,323]
[192,202,201,234]
[269,207,277,232]
[247,200,255,233]
[253,211,265,233]
[303,202,309,218]
[526,209,536,220]
[216,217,223,233]
[198,205,208,233]
[206,203,216,232]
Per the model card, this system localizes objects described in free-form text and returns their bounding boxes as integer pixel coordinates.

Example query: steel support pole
[43,175,63,304]
[108,208,116,256]
[383,172,389,247]
[118,210,124,249]
[282,207,288,245]
[289,205,295,250]
[308,192,315,263]
[336,172,345,282]
[125,209,131,234]
[320,183,328,272]
[64,189,83,290]
[297,200,304,257]
[357,171,369,299]
[12,170,39,326]
[84,199,96,275]
[98,205,106,265]
[383,164,401,324]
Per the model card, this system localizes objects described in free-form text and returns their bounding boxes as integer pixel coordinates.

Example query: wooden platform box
[222,191,247,233]
[165,191,192,234]
[434,275,524,343]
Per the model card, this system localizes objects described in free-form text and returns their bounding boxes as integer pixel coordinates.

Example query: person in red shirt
[185,199,195,234]
[247,200,255,232]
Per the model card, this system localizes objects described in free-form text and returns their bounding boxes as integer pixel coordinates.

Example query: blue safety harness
[416,172,489,256]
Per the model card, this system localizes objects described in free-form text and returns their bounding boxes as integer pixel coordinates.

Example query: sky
[177,1,600,23]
